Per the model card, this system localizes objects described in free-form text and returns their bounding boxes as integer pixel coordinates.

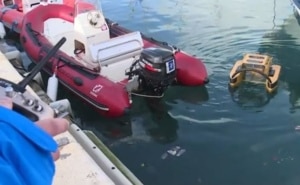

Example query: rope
[130,92,164,98]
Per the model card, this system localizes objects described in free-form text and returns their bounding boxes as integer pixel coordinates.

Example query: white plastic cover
[89,31,144,66]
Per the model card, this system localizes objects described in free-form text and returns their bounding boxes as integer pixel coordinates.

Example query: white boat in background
[291,0,300,17]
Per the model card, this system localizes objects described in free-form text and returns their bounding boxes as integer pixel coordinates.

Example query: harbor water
[57,0,300,184]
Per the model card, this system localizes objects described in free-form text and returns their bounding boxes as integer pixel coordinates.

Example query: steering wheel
[87,10,101,28]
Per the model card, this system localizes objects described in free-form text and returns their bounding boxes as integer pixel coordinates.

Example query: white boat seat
[88,31,143,66]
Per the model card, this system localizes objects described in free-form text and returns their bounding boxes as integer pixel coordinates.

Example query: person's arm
[0,97,69,185]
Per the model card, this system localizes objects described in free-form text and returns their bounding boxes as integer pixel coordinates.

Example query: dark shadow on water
[130,85,209,144]
[142,98,179,144]
[164,85,209,105]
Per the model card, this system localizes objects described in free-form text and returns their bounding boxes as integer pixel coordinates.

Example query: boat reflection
[142,98,179,144]
[71,85,209,144]
[164,85,209,105]
[148,86,209,141]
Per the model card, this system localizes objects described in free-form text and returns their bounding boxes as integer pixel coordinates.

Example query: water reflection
[145,86,209,143]
[258,14,300,112]
[143,98,179,144]
[68,85,209,145]
[229,82,276,109]
[164,85,209,104]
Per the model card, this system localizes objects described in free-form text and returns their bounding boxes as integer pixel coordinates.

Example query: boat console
[72,0,144,81]
[73,2,110,49]
[229,53,281,93]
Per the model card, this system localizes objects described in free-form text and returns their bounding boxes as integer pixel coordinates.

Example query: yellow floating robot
[229,53,281,93]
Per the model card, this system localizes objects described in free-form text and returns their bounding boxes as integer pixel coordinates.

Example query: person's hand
[0,97,13,109]
[0,97,69,160]
[36,118,69,160]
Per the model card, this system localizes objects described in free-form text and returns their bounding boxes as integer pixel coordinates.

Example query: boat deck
[53,126,116,185]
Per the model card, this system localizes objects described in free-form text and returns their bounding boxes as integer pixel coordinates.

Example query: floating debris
[167,146,181,156]
[295,125,300,130]
[176,149,186,157]
[161,146,186,159]
[161,153,168,160]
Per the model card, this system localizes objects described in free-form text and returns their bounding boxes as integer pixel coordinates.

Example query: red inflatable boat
[0,1,208,117]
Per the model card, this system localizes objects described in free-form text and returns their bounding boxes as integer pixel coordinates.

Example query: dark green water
[63,0,300,184]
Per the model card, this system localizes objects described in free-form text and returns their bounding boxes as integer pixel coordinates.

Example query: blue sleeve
[0,106,58,185]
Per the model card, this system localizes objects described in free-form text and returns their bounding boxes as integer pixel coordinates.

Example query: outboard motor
[126,47,176,97]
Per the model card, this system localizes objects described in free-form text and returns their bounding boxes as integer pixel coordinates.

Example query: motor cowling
[136,47,177,96]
